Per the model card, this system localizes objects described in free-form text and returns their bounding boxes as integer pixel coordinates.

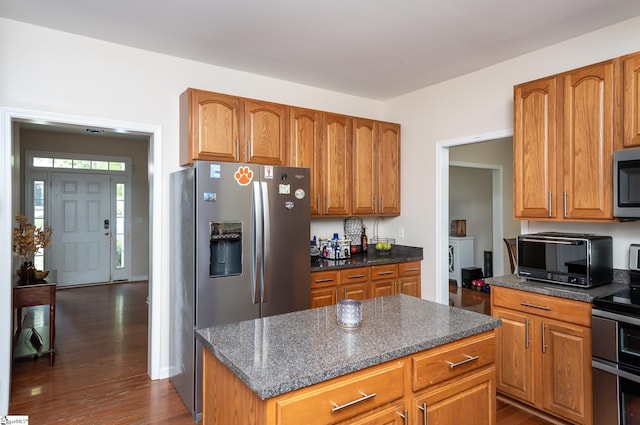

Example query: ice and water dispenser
[209,221,242,277]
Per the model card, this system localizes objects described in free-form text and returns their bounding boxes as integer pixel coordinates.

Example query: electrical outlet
[399,227,405,238]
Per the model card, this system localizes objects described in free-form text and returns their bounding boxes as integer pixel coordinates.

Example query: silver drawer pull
[347,274,366,279]
[446,354,480,369]
[314,278,335,283]
[404,267,420,272]
[520,302,551,311]
[378,271,394,275]
[331,391,376,412]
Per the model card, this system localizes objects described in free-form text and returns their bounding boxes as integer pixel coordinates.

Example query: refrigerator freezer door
[259,165,311,317]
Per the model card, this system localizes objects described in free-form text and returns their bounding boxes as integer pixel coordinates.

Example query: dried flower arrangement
[12,214,53,264]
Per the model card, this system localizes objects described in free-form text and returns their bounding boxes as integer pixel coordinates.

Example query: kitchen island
[196,294,501,424]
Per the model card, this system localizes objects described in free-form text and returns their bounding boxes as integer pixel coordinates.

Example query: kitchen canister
[337,299,362,328]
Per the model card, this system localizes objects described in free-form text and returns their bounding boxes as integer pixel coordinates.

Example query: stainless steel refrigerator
[169,161,311,420]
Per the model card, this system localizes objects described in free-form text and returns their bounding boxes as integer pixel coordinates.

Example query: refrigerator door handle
[260,181,270,303]
[252,181,263,305]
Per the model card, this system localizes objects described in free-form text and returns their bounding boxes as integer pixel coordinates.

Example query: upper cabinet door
[352,118,377,215]
[322,113,352,216]
[377,122,401,215]
[180,89,243,165]
[244,99,288,165]
[513,76,559,219]
[562,60,615,220]
[623,52,640,148]
[289,107,323,216]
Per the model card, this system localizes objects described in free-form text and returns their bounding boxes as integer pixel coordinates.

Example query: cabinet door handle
[404,267,420,272]
[446,354,480,369]
[381,196,385,213]
[525,318,530,348]
[343,288,347,299]
[330,391,376,412]
[563,190,567,218]
[398,408,408,425]
[549,191,552,217]
[346,274,366,279]
[542,322,547,353]
[325,195,329,214]
[373,196,377,214]
[314,278,335,283]
[317,194,320,213]
[418,402,428,425]
[334,289,338,302]
[378,271,394,276]
[520,302,551,311]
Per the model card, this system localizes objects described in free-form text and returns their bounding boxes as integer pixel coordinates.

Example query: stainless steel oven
[592,307,640,424]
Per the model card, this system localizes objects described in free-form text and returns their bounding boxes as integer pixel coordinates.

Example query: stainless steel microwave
[517,232,612,287]
[614,148,640,218]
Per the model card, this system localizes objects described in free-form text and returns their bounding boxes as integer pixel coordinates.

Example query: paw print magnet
[234,166,254,186]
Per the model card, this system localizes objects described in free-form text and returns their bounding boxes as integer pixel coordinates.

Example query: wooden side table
[13,282,56,366]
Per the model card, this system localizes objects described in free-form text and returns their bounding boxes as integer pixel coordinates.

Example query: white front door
[50,173,111,286]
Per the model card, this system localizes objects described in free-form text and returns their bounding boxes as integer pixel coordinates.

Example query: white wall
[384,16,640,301]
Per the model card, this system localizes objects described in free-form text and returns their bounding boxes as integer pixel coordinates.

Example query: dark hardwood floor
[9,281,195,424]
[9,280,552,424]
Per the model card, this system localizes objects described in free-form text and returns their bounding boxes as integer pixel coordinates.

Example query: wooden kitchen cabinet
[370,264,399,298]
[491,286,592,425]
[622,51,640,148]
[180,89,243,164]
[289,107,323,215]
[321,113,352,216]
[339,267,370,301]
[310,270,339,309]
[244,98,288,165]
[398,261,421,298]
[513,60,616,221]
[202,331,495,425]
[413,367,495,425]
[352,119,401,216]
[180,88,287,166]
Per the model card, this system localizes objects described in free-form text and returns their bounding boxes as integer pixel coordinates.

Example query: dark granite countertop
[311,245,423,272]
[195,294,501,400]
[487,272,629,303]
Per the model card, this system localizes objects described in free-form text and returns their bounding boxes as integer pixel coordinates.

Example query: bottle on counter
[361,226,368,253]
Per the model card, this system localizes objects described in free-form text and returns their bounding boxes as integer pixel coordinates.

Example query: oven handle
[519,238,575,245]
[593,308,640,327]
[593,359,640,384]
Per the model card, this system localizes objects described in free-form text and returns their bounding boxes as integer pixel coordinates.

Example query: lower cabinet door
[492,307,536,405]
[311,287,338,308]
[413,367,495,425]
[542,318,592,425]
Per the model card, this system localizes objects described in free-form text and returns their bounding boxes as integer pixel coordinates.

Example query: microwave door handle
[519,238,574,245]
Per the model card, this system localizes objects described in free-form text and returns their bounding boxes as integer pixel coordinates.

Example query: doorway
[0,107,164,414]
[434,130,517,305]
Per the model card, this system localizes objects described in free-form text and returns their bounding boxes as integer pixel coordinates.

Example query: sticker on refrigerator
[203,192,217,202]
[209,164,221,179]
[279,184,290,195]
[294,189,305,199]
[263,165,274,179]
[284,201,294,210]
[234,166,254,186]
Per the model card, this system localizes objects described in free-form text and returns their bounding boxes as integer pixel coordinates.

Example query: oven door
[593,360,640,425]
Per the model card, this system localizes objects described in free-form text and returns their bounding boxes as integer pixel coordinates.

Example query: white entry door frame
[0,106,164,416]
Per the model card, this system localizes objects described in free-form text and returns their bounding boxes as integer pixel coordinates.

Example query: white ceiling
[2,0,640,100]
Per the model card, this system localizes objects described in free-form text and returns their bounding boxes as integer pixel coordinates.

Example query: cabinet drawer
[339,267,370,284]
[398,261,421,276]
[311,271,340,288]
[491,286,590,327]
[412,332,495,392]
[371,264,398,281]
[276,361,405,425]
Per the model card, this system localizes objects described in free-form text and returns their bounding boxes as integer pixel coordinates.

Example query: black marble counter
[196,294,500,400]
[311,245,423,272]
